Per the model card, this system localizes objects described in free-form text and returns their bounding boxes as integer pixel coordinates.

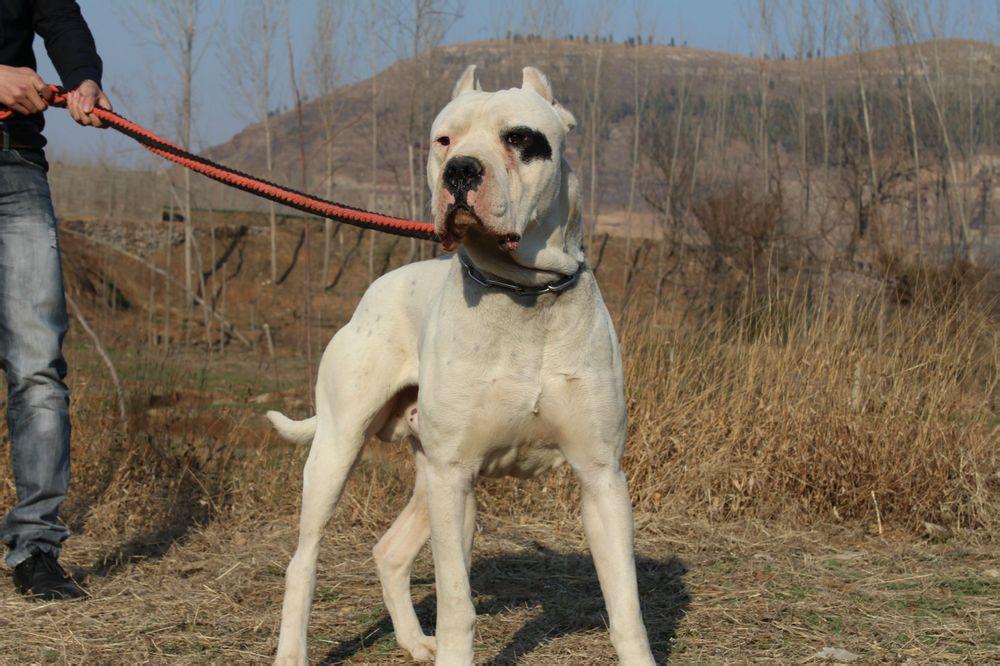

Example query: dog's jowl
[269,65,654,665]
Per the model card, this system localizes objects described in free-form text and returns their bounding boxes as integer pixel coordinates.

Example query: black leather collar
[459,252,581,295]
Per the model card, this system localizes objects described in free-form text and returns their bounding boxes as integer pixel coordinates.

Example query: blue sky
[31,0,994,165]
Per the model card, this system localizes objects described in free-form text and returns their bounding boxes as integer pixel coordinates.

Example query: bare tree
[753,0,775,194]
[366,0,380,283]
[850,5,881,240]
[492,1,519,83]
[621,2,654,311]
[578,0,615,248]
[883,0,924,253]
[284,0,313,390]
[818,0,836,167]
[223,0,281,283]
[384,0,463,261]
[901,2,971,258]
[522,0,566,38]
[126,0,211,334]
[657,72,689,305]
[782,0,816,223]
[284,2,308,192]
[309,1,353,285]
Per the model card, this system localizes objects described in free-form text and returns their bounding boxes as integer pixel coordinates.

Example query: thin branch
[65,293,128,431]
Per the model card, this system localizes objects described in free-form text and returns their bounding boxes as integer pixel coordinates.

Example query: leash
[0,85,438,241]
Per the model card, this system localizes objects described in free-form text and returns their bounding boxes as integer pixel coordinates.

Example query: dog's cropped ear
[452,65,482,99]
[553,100,577,132]
[521,66,553,102]
[523,67,576,132]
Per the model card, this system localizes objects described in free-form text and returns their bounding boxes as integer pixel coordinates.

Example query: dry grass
[616,276,998,531]
[471,271,998,535]
[0,477,996,663]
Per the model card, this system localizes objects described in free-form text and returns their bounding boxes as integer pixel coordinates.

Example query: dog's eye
[436,136,450,147]
[504,132,526,147]
[501,126,552,163]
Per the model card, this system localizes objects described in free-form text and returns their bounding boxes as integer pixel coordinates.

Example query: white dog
[269,66,654,665]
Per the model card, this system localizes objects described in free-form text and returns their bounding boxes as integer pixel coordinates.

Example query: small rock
[811,647,860,662]
[828,550,864,562]
[923,521,952,541]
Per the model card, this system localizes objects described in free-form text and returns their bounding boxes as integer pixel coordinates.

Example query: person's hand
[66,80,111,128]
[0,65,53,115]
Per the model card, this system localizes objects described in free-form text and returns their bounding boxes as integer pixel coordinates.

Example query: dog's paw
[399,633,436,662]
[273,653,307,666]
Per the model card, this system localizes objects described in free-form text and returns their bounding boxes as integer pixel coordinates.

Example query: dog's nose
[443,156,484,195]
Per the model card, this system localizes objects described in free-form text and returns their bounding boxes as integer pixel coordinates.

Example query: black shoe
[12,551,85,600]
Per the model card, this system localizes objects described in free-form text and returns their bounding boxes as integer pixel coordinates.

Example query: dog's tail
[266,411,318,445]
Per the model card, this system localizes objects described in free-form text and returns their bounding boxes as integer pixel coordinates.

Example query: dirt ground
[1,493,996,664]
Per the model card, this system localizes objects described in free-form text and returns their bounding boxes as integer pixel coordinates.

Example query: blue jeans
[0,148,71,568]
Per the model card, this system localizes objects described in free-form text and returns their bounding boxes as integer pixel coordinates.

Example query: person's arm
[33,0,111,127]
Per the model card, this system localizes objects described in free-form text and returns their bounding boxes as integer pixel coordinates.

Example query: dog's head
[428,66,579,263]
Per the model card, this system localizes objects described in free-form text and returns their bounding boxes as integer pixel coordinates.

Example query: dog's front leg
[573,461,655,665]
[424,458,478,665]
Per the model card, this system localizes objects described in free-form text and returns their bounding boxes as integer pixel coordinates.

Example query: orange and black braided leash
[0,85,438,241]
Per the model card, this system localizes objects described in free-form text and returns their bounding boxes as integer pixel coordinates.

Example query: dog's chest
[417,271,616,478]
[423,282,586,400]
[420,334,574,478]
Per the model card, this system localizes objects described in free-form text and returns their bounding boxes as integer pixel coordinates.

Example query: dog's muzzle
[441,204,520,253]
[439,156,519,253]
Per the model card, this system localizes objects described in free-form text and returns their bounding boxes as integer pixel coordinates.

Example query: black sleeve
[33,0,103,92]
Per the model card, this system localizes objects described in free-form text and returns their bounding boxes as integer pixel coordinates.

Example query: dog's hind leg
[372,438,435,662]
[275,409,365,665]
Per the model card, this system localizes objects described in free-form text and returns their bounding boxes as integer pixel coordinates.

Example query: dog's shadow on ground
[322,545,689,664]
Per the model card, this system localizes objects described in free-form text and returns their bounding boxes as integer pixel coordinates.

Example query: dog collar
[459,252,581,295]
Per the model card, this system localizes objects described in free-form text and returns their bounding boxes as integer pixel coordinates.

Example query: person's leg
[0,149,72,569]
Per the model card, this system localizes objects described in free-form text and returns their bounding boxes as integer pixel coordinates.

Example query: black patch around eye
[501,126,552,163]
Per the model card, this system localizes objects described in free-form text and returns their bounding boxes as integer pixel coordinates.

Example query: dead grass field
[0,223,996,663]
[1,504,998,664]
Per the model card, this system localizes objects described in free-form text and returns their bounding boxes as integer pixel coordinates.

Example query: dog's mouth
[441,203,520,253]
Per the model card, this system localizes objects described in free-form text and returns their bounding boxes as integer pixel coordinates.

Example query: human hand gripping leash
[0,84,438,241]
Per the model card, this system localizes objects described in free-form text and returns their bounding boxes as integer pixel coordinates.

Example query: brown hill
[203,37,998,220]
